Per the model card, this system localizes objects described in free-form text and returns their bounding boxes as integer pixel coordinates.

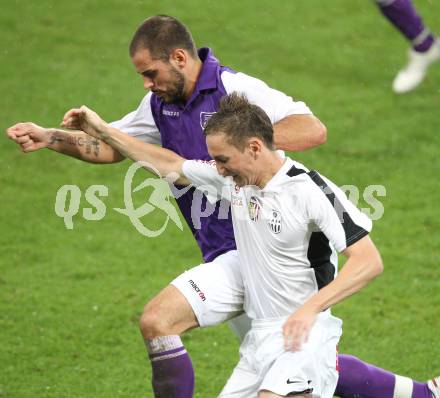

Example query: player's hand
[6,122,50,152]
[282,304,319,351]
[61,105,106,139]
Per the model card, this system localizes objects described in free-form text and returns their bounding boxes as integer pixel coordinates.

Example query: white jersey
[182,157,372,320]
[109,70,311,144]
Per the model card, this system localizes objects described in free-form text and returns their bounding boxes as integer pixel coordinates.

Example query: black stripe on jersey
[286,164,307,177]
[307,232,335,289]
[307,170,369,247]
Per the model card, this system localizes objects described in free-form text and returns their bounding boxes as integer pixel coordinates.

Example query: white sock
[393,375,414,398]
[145,335,187,361]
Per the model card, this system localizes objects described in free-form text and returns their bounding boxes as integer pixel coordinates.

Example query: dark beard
[161,67,186,104]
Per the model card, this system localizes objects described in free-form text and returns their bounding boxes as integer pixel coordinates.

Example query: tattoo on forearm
[49,131,100,156]
[49,134,63,145]
[85,138,100,156]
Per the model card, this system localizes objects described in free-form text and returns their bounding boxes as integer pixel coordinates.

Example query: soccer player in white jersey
[58,93,385,398]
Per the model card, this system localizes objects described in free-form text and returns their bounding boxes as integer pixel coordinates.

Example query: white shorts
[171,250,249,332]
[219,312,342,398]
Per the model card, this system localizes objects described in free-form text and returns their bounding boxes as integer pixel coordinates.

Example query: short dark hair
[129,15,198,61]
[204,93,275,151]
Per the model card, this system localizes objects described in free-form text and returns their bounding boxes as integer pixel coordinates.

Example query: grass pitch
[1,1,440,397]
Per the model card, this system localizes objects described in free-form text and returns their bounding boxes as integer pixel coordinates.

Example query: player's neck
[255,151,285,189]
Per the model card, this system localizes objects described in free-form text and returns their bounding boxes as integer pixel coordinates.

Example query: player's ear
[248,139,262,159]
[170,49,187,69]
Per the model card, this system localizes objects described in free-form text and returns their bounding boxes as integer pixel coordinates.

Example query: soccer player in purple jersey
[374,0,440,93]
[7,15,439,398]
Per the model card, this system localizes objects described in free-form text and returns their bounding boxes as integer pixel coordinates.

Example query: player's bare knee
[139,285,199,338]
[139,303,172,339]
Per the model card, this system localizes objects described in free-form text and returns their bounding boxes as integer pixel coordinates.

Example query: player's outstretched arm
[6,122,124,164]
[283,235,383,351]
[62,105,190,185]
[273,114,327,152]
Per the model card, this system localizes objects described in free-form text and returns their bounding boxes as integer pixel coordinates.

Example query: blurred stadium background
[1,0,439,397]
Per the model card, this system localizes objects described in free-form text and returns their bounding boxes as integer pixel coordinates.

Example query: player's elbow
[366,252,384,281]
[274,115,327,151]
[372,256,384,278]
[292,116,327,151]
[311,117,327,147]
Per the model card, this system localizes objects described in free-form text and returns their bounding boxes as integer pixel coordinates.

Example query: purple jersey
[150,48,236,262]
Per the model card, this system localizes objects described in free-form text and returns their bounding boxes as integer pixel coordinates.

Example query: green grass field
[1,0,440,397]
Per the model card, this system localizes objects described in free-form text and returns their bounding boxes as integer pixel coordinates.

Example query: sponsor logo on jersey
[162,109,180,117]
[232,196,243,207]
[200,111,216,129]
[248,196,261,221]
[268,210,282,234]
[188,279,206,301]
[195,159,217,166]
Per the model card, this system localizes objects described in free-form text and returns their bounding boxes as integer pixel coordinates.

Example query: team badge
[248,196,261,221]
[268,210,282,234]
[200,111,216,129]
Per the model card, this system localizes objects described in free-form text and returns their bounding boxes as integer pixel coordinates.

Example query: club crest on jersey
[248,196,261,221]
[200,111,216,129]
[268,210,282,234]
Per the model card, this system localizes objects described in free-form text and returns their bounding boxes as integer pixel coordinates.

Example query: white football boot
[392,38,440,94]
[428,376,440,398]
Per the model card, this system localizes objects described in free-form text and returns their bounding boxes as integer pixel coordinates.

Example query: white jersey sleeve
[221,70,312,124]
[109,92,162,145]
[182,160,232,204]
[304,171,372,253]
